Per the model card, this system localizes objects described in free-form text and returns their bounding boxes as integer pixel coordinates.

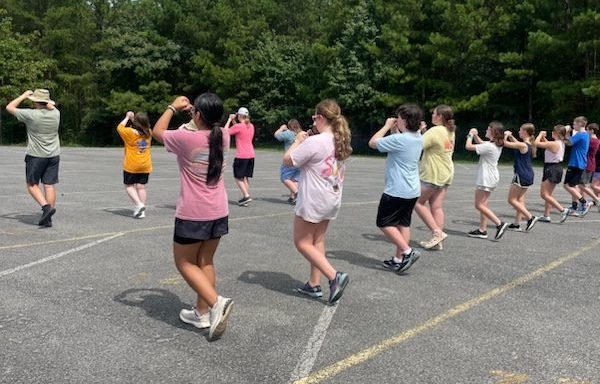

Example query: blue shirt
[375,131,423,198]
[275,130,296,151]
[568,132,590,169]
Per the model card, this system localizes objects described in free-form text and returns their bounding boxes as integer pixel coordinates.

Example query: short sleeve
[162,128,182,154]
[375,134,404,153]
[475,142,492,156]
[116,123,133,141]
[290,138,316,167]
[14,109,34,123]
[422,128,435,150]
[229,123,241,136]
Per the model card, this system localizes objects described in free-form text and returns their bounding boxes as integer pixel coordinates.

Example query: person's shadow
[113,288,200,333]
[103,208,133,217]
[0,212,40,226]
[238,270,327,304]
[326,250,383,271]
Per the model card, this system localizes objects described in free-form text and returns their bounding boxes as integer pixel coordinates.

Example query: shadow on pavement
[238,270,327,304]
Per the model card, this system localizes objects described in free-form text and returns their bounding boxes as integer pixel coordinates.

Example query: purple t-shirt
[290,132,346,223]
[163,126,230,221]
[229,122,255,159]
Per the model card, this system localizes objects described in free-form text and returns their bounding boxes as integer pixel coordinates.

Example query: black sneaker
[238,196,252,206]
[38,204,55,226]
[525,216,539,232]
[396,250,420,274]
[382,258,402,272]
[467,229,488,239]
[507,223,522,232]
[494,222,509,240]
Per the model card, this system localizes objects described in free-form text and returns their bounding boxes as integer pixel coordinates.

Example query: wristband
[167,105,177,113]
[467,134,473,139]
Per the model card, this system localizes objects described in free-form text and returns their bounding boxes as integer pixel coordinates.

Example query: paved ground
[0,146,598,384]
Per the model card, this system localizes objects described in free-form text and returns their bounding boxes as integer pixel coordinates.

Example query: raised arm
[274,124,288,138]
[152,96,190,144]
[465,128,481,151]
[119,111,134,127]
[368,118,397,149]
[224,114,236,130]
[503,131,528,153]
[6,90,33,115]
[283,130,308,167]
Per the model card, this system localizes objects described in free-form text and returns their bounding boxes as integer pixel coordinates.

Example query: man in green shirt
[6,89,61,227]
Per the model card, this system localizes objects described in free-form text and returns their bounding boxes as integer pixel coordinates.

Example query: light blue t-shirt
[568,131,590,169]
[275,130,296,151]
[375,131,423,198]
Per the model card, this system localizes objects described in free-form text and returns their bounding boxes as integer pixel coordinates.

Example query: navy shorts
[511,173,533,188]
[173,216,229,244]
[233,158,254,179]
[542,163,563,184]
[376,193,418,228]
[25,155,59,185]
[564,167,584,187]
[123,171,149,185]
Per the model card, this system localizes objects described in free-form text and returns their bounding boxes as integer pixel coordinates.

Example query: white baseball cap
[237,107,249,116]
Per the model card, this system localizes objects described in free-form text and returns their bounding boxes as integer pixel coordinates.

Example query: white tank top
[544,140,564,163]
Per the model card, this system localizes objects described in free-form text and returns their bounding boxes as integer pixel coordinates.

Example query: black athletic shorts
[233,158,254,179]
[542,163,563,184]
[564,167,584,187]
[376,193,418,228]
[173,216,229,244]
[123,171,149,185]
[25,155,59,185]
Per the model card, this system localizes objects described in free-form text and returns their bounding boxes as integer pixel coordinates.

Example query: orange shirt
[117,123,152,173]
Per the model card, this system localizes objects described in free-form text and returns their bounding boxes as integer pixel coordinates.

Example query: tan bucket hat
[28,89,55,105]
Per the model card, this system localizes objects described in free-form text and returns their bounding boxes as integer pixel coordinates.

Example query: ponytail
[332,115,352,161]
[132,112,151,138]
[206,123,224,185]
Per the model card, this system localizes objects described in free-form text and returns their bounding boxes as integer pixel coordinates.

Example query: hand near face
[171,96,191,111]
[126,111,134,120]
[296,130,309,144]
[469,128,478,136]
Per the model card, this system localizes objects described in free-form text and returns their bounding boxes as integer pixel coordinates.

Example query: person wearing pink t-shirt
[225,107,255,206]
[283,99,352,305]
[152,93,233,342]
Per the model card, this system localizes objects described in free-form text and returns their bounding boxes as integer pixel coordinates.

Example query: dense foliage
[1,0,599,153]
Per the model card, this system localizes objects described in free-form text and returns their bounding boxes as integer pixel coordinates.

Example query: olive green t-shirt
[15,108,61,157]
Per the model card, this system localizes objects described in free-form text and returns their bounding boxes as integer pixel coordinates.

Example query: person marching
[368,103,424,273]
[117,111,152,218]
[6,89,60,227]
[415,104,456,250]
[503,124,539,232]
[283,99,352,305]
[274,119,302,204]
[534,125,570,223]
[563,117,591,217]
[465,123,510,240]
[225,107,255,206]
[152,94,233,341]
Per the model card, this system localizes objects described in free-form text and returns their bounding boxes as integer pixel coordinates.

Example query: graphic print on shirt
[321,152,345,192]
[136,138,149,154]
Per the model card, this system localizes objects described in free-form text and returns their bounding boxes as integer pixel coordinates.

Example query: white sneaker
[420,231,448,249]
[133,204,145,218]
[179,308,210,329]
[208,296,234,341]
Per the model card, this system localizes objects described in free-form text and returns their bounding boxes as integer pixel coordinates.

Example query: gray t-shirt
[15,108,61,157]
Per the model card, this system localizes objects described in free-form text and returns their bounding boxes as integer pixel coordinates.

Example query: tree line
[1,0,599,154]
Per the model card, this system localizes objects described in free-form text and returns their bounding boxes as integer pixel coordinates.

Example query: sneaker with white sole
[525,216,539,232]
[133,204,146,218]
[494,222,509,240]
[296,282,323,298]
[208,296,234,341]
[419,231,448,249]
[467,229,488,239]
[180,308,210,329]
[507,223,522,231]
[328,272,349,305]
[538,216,551,223]
[559,208,569,224]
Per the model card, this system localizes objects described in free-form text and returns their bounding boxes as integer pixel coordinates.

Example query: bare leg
[414,185,442,233]
[136,184,147,205]
[125,184,142,206]
[508,184,532,221]
[283,179,298,196]
[44,184,56,207]
[540,181,563,214]
[475,189,501,229]
[26,183,48,206]
[380,225,411,257]
[428,187,447,230]
[173,242,219,309]
[293,216,336,281]
[235,178,250,198]
[194,239,220,315]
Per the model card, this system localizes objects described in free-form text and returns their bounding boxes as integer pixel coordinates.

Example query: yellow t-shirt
[419,125,455,186]
[117,123,153,173]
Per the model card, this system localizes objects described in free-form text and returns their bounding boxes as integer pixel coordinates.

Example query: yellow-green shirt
[419,125,455,186]
[117,123,153,173]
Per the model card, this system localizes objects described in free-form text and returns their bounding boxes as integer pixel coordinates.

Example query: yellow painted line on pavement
[293,238,600,384]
